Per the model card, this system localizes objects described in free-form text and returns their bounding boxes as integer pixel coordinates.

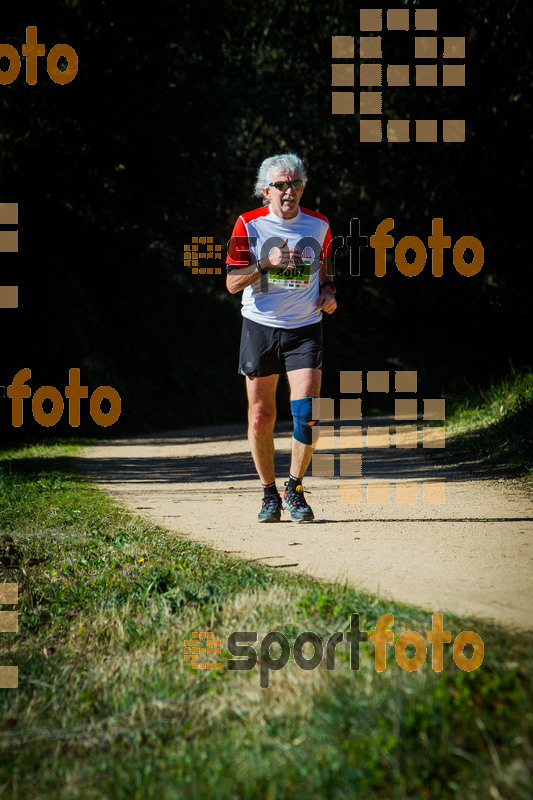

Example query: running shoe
[283,481,314,522]
[258,493,283,522]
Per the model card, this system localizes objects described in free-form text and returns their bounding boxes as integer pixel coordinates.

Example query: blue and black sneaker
[283,481,314,523]
[258,493,283,523]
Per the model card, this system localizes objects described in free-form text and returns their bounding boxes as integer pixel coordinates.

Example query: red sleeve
[321,224,333,260]
[226,216,252,269]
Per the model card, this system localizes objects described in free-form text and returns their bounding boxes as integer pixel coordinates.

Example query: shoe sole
[257,515,281,523]
[283,499,314,523]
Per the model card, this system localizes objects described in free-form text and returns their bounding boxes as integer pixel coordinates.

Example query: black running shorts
[238,317,323,377]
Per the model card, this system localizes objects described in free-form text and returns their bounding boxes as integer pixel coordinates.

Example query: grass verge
[0,442,531,799]
[446,369,533,476]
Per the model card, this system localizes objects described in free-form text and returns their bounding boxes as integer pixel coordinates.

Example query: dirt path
[74,420,533,630]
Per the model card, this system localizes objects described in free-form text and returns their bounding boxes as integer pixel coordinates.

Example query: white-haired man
[226,153,337,523]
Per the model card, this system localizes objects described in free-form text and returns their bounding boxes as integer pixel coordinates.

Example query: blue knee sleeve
[291,397,317,445]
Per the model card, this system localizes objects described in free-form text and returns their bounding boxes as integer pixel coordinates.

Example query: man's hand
[315,289,337,314]
[227,238,302,294]
[267,238,302,270]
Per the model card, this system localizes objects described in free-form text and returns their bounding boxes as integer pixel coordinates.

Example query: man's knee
[290,397,318,445]
[249,406,276,434]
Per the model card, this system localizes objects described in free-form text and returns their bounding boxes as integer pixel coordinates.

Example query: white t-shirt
[226,205,332,329]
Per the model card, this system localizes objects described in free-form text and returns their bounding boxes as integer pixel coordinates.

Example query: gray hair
[254,153,308,201]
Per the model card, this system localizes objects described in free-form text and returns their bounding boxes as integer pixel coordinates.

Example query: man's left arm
[316,255,337,314]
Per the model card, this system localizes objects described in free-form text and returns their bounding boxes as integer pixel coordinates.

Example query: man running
[226,153,337,522]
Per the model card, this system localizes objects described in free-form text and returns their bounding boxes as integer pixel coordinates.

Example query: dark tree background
[0,0,530,441]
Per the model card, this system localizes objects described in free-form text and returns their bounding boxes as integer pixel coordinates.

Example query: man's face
[263,169,305,219]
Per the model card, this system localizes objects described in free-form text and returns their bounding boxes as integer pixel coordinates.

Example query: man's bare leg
[246,374,279,485]
[287,367,322,478]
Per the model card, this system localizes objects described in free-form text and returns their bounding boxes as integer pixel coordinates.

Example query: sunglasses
[268,179,304,191]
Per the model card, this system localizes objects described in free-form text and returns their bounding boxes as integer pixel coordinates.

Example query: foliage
[447,369,533,474]
[0,0,531,441]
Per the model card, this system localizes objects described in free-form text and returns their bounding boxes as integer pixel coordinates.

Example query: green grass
[446,369,533,476]
[0,443,531,799]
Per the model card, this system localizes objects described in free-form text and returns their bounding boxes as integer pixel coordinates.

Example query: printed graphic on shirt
[268,248,315,289]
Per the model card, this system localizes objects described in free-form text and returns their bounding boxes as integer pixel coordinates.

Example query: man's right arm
[226,216,260,294]
[226,232,292,294]
[226,254,272,295]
